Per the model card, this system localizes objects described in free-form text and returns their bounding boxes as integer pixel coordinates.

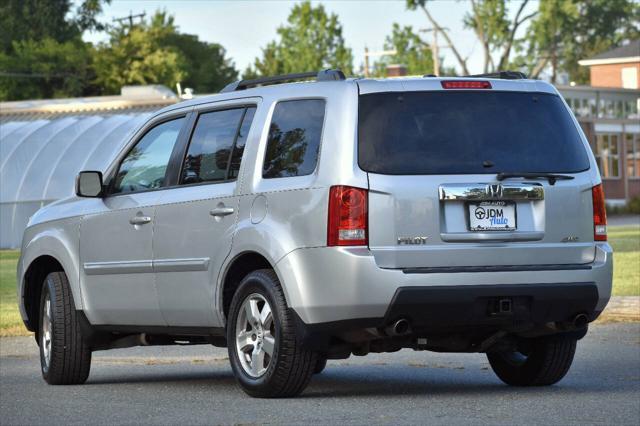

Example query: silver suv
[17,70,613,397]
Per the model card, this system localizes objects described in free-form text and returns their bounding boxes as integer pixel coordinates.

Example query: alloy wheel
[235,293,276,377]
[41,292,52,371]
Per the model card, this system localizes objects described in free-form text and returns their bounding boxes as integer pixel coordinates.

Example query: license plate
[468,201,516,231]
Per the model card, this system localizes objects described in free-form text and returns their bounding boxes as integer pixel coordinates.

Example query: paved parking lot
[1,323,639,425]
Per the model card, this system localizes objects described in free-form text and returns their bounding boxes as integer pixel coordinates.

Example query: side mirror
[76,171,103,197]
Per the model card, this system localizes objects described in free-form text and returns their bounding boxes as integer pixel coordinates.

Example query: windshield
[358,91,590,175]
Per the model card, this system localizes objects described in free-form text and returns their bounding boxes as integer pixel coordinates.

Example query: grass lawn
[608,226,640,296]
[0,250,24,337]
[1,226,638,336]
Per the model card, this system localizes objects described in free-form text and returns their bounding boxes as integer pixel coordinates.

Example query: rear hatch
[359,85,596,269]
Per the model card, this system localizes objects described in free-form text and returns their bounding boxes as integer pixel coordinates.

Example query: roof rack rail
[466,70,528,80]
[220,69,346,93]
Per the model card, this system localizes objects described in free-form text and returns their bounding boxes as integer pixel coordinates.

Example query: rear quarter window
[262,99,326,179]
[358,91,590,175]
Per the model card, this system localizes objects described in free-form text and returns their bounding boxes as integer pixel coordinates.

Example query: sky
[82,0,538,76]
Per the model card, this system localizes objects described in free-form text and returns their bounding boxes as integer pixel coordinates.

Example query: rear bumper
[275,243,613,326]
[384,283,598,332]
[289,283,597,351]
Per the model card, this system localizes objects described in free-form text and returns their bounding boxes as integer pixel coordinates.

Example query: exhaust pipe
[385,319,411,336]
[573,313,589,329]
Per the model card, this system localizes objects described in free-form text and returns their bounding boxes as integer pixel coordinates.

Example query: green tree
[373,24,434,77]
[245,1,353,78]
[523,0,639,83]
[0,0,107,54]
[464,0,508,73]
[93,11,237,95]
[92,12,185,95]
[0,38,92,100]
[0,0,109,100]
[161,31,237,93]
[407,0,638,81]
[406,0,537,74]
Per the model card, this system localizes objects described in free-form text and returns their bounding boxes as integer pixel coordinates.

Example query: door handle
[129,216,152,225]
[209,207,234,217]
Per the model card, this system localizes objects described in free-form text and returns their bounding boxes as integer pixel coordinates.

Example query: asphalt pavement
[1,323,639,425]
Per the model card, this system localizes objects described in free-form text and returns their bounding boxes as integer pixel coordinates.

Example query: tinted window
[229,107,256,179]
[182,108,245,184]
[358,92,590,175]
[263,99,325,178]
[113,117,184,194]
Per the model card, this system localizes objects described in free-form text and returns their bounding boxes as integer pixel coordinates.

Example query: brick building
[558,41,640,205]
[578,40,639,89]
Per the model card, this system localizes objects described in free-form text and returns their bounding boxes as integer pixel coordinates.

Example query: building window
[621,67,638,90]
[626,99,639,119]
[577,98,596,118]
[615,100,624,119]
[596,134,620,178]
[626,133,640,178]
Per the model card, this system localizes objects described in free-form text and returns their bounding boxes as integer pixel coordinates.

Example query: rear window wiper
[496,172,575,185]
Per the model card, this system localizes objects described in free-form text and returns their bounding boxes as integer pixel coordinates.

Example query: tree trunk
[420,4,469,75]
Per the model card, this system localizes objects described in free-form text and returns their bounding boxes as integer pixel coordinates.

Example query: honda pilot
[17,70,612,397]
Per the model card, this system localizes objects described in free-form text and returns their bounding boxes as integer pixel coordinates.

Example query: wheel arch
[219,250,283,324]
[222,214,311,325]
[20,232,81,332]
[22,255,64,332]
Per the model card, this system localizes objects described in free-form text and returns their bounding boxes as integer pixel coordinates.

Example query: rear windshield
[358,91,590,175]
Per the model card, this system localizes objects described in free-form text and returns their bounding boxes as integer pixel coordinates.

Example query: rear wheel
[313,357,327,375]
[487,335,577,386]
[227,269,318,398]
[39,271,92,385]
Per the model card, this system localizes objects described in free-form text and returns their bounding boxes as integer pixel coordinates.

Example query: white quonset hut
[0,86,179,249]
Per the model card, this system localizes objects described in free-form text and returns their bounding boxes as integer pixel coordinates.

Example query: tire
[313,357,327,375]
[226,269,318,398]
[487,335,577,386]
[39,271,92,385]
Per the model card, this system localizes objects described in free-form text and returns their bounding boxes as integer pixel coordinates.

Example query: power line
[113,11,146,28]
[0,71,80,79]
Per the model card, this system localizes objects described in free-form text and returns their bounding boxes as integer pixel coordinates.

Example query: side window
[263,99,325,179]
[228,107,257,179]
[181,108,246,184]
[112,117,185,194]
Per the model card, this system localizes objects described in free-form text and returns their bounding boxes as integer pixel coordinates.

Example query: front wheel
[487,335,577,386]
[227,269,318,398]
[39,271,92,385]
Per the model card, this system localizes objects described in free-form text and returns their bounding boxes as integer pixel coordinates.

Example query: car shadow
[86,370,237,387]
[83,363,620,398]
[305,369,536,398]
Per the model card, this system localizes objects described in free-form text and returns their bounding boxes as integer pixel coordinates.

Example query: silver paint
[17,77,612,334]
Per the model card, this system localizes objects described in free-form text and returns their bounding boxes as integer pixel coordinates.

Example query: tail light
[441,80,492,89]
[592,184,607,241]
[328,186,368,246]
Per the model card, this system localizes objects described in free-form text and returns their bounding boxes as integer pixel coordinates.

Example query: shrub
[607,196,640,215]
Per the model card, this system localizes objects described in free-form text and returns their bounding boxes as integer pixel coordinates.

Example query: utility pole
[364,47,370,78]
[420,27,448,76]
[432,30,440,76]
[363,47,398,77]
[113,11,146,29]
